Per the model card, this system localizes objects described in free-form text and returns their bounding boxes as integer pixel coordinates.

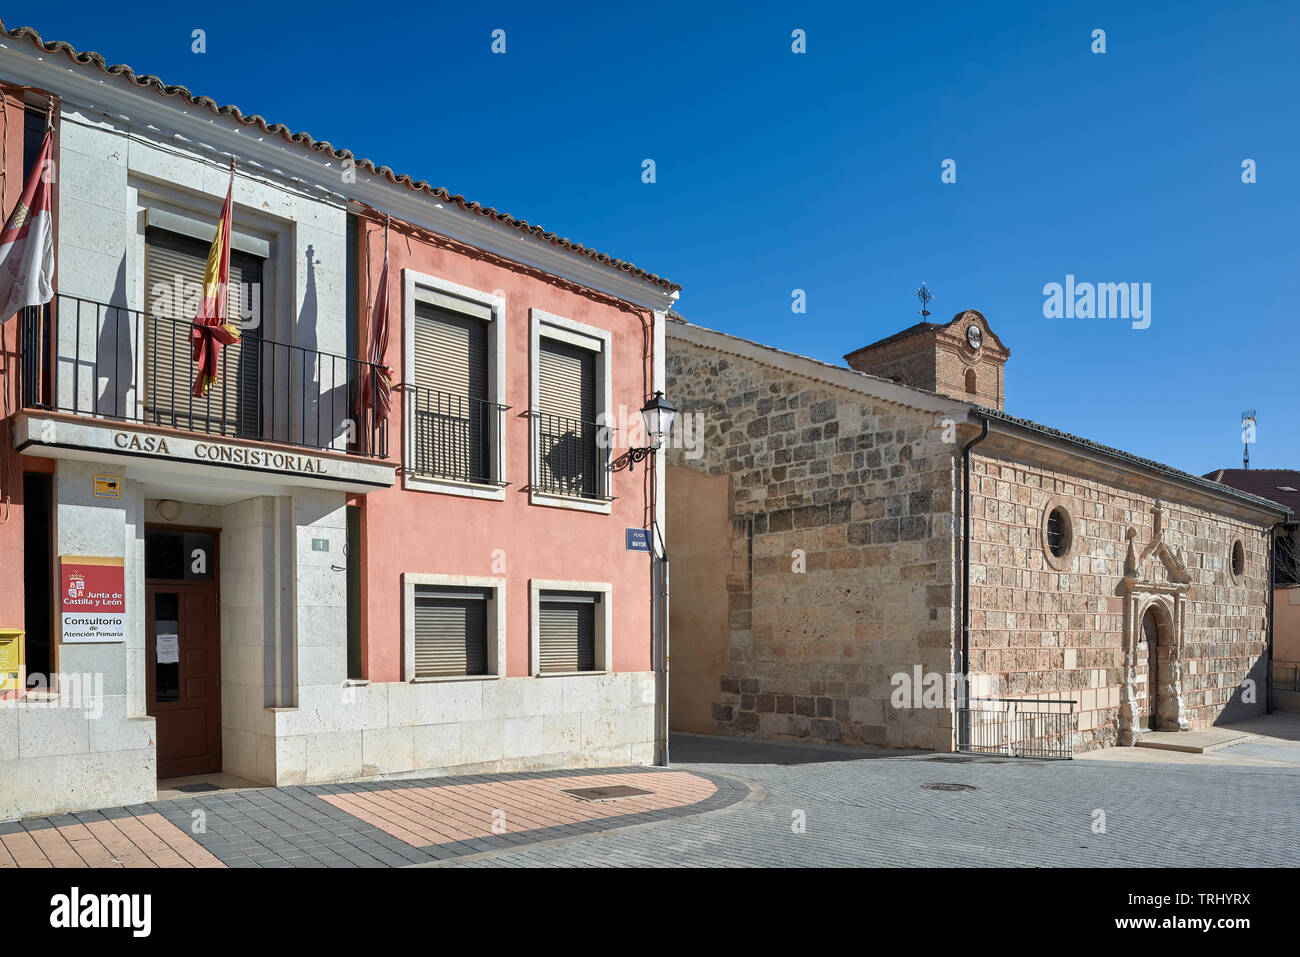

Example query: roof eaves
[972,407,1293,517]
[0,20,681,295]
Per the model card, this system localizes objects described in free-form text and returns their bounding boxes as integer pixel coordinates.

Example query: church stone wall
[666,337,961,751]
[967,450,1272,752]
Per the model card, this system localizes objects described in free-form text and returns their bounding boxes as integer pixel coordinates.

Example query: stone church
[664,309,1288,753]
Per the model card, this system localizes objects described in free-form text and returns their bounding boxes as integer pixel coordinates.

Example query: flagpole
[225,157,235,331]
[374,216,389,453]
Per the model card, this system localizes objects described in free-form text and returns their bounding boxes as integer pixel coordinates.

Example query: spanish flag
[190,170,240,397]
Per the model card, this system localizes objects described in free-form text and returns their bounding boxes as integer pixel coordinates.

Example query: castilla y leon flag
[190,172,240,397]
[0,127,56,319]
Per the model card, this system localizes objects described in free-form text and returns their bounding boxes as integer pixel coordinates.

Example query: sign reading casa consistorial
[60,556,126,644]
[112,430,329,475]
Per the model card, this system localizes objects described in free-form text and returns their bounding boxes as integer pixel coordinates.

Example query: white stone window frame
[1041,495,1076,572]
[131,182,289,429]
[1228,535,1247,586]
[402,572,506,682]
[529,578,613,677]
[529,308,613,514]
[402,268,507,500]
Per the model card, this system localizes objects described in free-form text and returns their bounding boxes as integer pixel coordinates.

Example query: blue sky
[17,1,1299,473]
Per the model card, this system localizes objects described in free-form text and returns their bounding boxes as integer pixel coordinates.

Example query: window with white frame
[403,574,505,680]
[530,580,612,675]
[403,273,506,496]
[530,309,611,506]
[412,294,495,483]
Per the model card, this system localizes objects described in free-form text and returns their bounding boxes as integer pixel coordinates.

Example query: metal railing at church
[956,697,1077,759]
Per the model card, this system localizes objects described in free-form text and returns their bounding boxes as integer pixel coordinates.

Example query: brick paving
[0,811,225,869]
[321,770,716,846]
[448,734,1300,867]
[6,734,1297,868]
[0,766,742,868]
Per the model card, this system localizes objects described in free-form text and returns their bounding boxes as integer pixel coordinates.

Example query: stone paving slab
[1137,729,1255,753]
[0,766,746,868]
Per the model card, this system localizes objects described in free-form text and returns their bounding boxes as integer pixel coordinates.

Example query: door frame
[144,524,222,778]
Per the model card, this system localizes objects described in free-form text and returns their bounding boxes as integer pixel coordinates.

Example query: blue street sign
[625,527,651,552]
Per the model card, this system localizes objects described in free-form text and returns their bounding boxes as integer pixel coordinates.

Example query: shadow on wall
[670,732,913,765]
[1212,654,1269,726]
[96,254,133,417]
[297,244,355,450]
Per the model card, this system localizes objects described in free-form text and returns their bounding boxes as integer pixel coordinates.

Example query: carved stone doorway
[1117,504,1193,746]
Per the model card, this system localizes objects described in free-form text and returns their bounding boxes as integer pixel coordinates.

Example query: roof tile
[1,19,680,293]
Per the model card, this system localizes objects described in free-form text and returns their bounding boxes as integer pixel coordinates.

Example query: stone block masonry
[664,319,1281,756]
[966,450,1271,751]
[666,338,962,751]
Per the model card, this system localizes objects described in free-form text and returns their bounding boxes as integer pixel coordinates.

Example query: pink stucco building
[0,22,678,819]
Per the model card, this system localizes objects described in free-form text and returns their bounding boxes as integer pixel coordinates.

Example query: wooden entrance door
[146,581,221,778]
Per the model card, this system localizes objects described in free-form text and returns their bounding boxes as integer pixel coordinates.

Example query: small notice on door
[156,634,180,664]
[93,475,122,498]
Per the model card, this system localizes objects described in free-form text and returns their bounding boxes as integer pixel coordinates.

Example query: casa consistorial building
[0,21,679,820]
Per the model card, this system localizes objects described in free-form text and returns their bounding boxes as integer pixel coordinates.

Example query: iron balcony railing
[404,385,508,485]
[18,294,388,458]
[529,411,611,501]
[956,697,1077,759]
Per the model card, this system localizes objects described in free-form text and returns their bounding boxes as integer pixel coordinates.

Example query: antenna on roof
[915,282,933,320]
[1242,410,1256,470]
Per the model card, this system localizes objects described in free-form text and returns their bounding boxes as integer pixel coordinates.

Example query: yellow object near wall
[0,629,24,696]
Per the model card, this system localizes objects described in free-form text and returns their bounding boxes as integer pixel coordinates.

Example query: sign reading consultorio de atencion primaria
[60,556,126,644]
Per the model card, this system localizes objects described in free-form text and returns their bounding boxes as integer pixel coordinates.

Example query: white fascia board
[0,43,680,313]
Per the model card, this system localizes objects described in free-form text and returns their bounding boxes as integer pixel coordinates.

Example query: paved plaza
[3,725,1298,868]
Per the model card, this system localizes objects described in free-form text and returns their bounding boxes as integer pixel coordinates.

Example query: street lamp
[628,391,678,471]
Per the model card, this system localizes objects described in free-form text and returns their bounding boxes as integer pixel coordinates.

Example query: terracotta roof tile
[1203,469,1300,516]
[0,19,680,293]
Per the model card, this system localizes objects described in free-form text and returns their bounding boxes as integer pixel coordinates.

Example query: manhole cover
[173,783,222,793]
[921,782,977,792]
[561,785,654,803]
[926,755,976,763]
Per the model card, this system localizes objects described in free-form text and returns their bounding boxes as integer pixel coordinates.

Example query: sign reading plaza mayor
[112,430,330,475]
[60,556,126,644]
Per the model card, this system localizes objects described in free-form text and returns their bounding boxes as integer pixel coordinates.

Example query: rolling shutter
[537,593,597,673]
[537,338,594,423]
[537,338,597,496]
[413,587,489,677]
[412,303,490,480]
[144,228,264,438]
[412,303,488,400]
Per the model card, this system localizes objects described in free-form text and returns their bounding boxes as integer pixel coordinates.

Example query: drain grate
[926,755,976,763]
[921,782,977,792]
[173,782,223,793]
[561,785,654,803]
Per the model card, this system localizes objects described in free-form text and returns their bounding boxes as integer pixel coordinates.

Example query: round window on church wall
[1231,538,1245,581]
[1046,506,1071,558]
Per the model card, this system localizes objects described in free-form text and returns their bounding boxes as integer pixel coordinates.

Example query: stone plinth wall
[666,338,960,751]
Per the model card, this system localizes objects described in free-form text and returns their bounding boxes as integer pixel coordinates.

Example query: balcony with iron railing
[404,384,508,486]
[17,293,389,459]
[529,411,612,502]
